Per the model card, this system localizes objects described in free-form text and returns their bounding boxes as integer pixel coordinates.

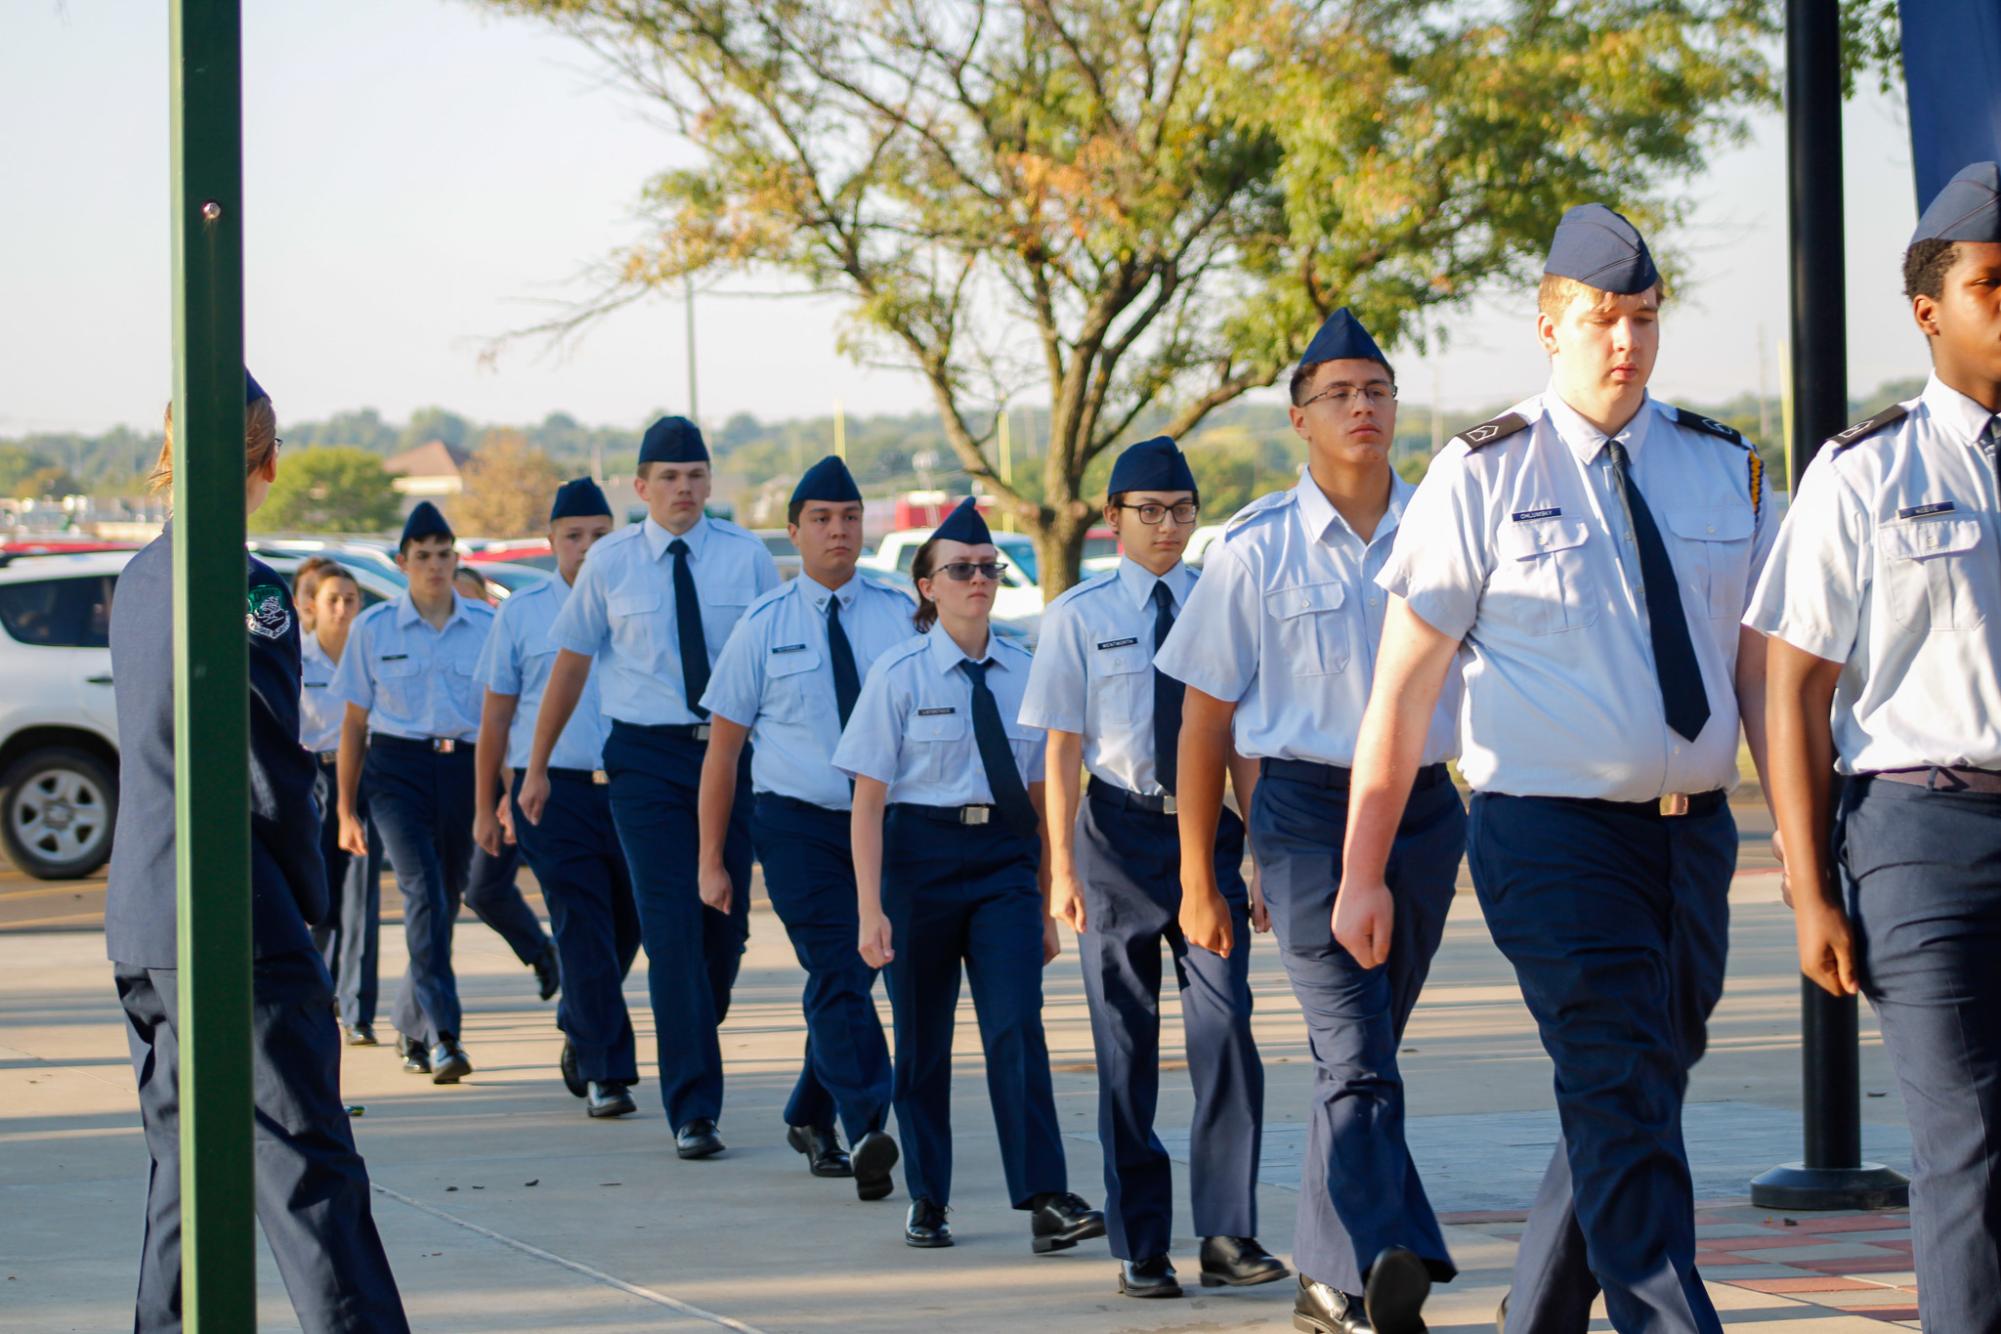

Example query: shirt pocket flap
[908,707,967,742]
[765,646,823,678]
[1498,517,1590,560]
[1266,580,1346,620]
[1880,516,1982,561]
[608,589,660,616]
[1663,507,1754,543]
[376,655,419,678]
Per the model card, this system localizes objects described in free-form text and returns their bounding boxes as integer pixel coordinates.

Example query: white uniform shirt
[1019,556,1197,795]
[550,515,780,726]
[1380,386,1775,801]
[473,575,610,773]
[1745,374,2001,773]
[701,572,918,809]
[298,632,345,755]
[831,625,1046,805]
[328,592,494,741]
[1155,469,1460,768]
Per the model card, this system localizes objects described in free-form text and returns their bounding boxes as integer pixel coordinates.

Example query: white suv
[0,548,399,880]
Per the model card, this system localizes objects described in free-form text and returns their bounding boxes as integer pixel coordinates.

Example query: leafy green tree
[0,445,51,497]
[487,0,1803,593]
[398,407,471,454]
[252,446,402,534]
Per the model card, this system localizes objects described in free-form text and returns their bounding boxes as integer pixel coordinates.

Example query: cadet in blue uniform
[1021,437,1284,1300]
[1344,207,1776,1334]
[331,501,496,1084]
[299,561,386,1046]
[523,417,778,1158]
[833,497,1105,1252]
[697,456,905,1197]
[1157,311,1461,1334]
[108,372,407,1332]
[1750,162,2001,1334]
[473,478,641,1118]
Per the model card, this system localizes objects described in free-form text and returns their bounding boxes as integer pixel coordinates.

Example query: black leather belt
[547,767,611,786]
[1086,775,1175,815]
[1559,790,1727,819]
[370,733,469,755]
[893,801,1001,827]
[757,792,844,816]
[1871,766,2001,795]
[615,720,712,742]
[1259,759,1451,793]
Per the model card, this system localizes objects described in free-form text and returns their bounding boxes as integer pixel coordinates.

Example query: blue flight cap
[400,500,454,547]
[1107,436,1198,498]
[246,368,267,404]
[1543,204,1660,294]
[790,455,863,507]
[1913,161,2001,243]
[1299,307,1389,371]
[930,496,992,546]
[549,477,611,523]
[638,415,709,466]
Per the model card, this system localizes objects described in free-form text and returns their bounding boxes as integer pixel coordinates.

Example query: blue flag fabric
[1901,2,2001,209]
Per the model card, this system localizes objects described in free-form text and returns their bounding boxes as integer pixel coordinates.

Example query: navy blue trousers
[366,738,476,1046]
[1843,776,2001,1334]
[753,793,892,1141]
[465,839,552,967]
[1252,764,1464,1295]
[881,806,1068,1209]
[1075,784,1262,1261]
[313,757,383,1028]
[1469,793,1733,1334]
[512,771,642,1084]
[116,950,408,1333]
[602,722,751,1128]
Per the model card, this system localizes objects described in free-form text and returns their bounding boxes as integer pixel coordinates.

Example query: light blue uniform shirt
[298,633,345,755]
[1746,373,2001,773]
[550,515,780,726]
[473,574,610,772]
[328,591,494,741]
[831,625,1046,805]
[701,572,918,810]
[1156,469,1460,769]
[1380,386,1775,802]
[1019,556,1196,795]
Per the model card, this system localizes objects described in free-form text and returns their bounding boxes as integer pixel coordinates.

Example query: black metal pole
[1749,0,1907,1212]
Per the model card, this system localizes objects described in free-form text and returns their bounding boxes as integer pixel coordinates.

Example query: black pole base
[1749,1162,1909,1211]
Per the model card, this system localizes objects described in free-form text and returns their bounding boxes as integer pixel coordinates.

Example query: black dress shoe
[1363,1246,1431,1334]
[785,1124,854,1177]
[559,1039,586,1098]
[851,1129,899,1202]
[905,1198,952,1248]
[586,1081,636,1118]
[675,1118,725,1159]
[344,1021,378,1047]
[1118,1255,1182,1298]
[399,1035,430,1075]
[1199,1235,1290,1287]
[1294,1275,1372,1334]
[1027,1191,1107,1254]
[532,942,561,1001]
[430,1036,472,1085]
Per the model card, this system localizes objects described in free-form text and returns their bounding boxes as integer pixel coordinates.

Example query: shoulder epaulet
[882,635,930,667]
[464,597,495,619]
[1224,489,1294,533]
[1454,412,1531,451]
[707,517,759,543]
[1675,408,1748,448]
[742,581,791,618]
[351,600,392,629]
[1047,570,1117,611]
[1828,403,1910,454]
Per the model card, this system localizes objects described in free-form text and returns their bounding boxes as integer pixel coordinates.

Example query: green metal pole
[170,2,254,1327]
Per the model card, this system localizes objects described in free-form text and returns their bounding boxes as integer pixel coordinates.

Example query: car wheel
[0,747,118,881]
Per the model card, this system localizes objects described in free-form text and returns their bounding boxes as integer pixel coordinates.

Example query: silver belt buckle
[1658,793,1690,817]
[692,724,711,742]
[592,770,610,786]
[434,738,457,755]
[961,806,991,826]
[1159,794,1177,815]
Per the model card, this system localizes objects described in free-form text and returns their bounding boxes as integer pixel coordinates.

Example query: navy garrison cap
[790,455,863,507]
[1913,161,2001,243]
[931,496,992,546]
[638,415,709,466]
[246,369,267,404]
[549,477,611,523]
[400,500,453,547]
[1543,204,1660,294]
[1299,307,1388,370]
[1107,436,1198,497]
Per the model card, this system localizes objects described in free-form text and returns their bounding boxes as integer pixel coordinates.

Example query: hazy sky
[2,1,1930,438]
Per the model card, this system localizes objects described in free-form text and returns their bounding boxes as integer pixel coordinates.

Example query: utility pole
[684,274,699,425]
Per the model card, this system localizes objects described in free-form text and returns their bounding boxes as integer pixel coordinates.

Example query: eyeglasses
[1114,501,1200,526]
[937,560,1008,582]
[1300,383,1397,409]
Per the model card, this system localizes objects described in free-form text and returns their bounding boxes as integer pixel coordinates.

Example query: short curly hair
[1903,239,1959,301]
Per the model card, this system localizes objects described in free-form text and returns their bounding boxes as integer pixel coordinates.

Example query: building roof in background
[383,439,469,478]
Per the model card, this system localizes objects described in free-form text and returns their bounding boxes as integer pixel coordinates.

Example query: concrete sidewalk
[0,858,1917,1332]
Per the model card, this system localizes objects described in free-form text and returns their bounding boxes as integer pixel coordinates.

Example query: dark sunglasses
[937,560,1008,582]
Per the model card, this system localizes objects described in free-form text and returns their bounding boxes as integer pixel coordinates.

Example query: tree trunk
[1032,505,1090,600]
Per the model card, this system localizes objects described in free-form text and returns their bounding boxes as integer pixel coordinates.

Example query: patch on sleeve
[1455,412,1530,450]
[1748,451,1763,519]
[1676,407,1747,447]
[245,583,292,640]
[1829,404,1909,453]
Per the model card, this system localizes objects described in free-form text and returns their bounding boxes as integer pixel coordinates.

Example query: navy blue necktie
[961,659,1037,836]
[1607,440,1710,742]
[667,537,710,717]
[826,596,861,729]
[1151,581,1184,794]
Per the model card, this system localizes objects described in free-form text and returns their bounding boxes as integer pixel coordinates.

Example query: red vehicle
[1,539,141,558]
[460,540,554,570]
